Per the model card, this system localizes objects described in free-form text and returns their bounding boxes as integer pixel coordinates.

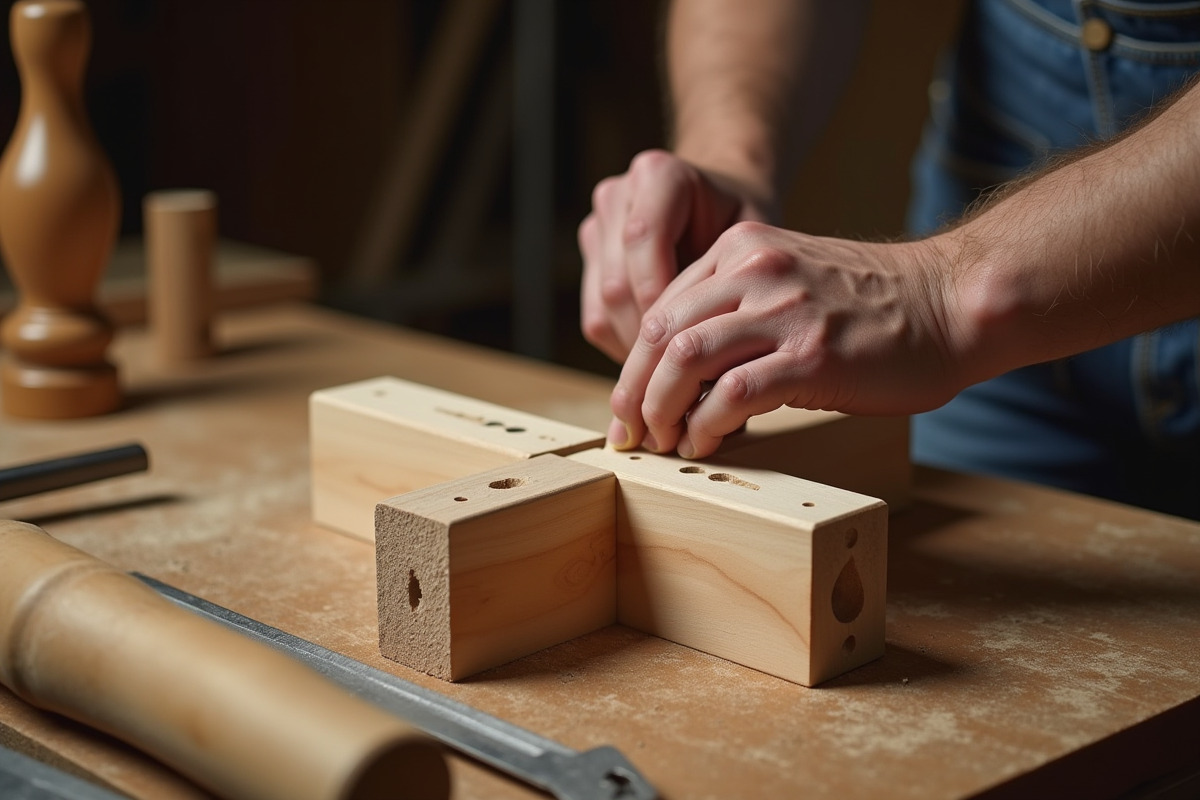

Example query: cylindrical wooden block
[144,189,217,363]
[0,520,451,800]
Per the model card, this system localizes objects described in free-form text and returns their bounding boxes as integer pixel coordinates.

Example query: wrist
[929,223,1031,387]
[674,126,781,206]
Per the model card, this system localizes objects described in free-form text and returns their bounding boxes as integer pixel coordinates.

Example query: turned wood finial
[0,0,122,418]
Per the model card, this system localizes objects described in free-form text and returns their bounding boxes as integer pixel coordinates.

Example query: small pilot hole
[407,569,422,611]
[489,477,525,489]
[505,427,526,433]
[803,501,815,507]
[454,496,468,502]
[679,466,705,474]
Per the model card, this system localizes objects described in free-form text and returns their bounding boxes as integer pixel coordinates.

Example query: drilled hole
[708,472,760,490]
[845,528,858,548]
[679,466,705,474]
[489,477,525,489]
[843,635,856,653]
[505,427,526,433]
[803,501,815,507]
[628,455,641,460]
[454,496,468,502]
[831,558,864,623]
[485,421,503,427]
[407,569,422,611]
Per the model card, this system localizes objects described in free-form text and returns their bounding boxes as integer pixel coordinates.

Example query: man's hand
[577,149,772,362]
[606,222,969,458]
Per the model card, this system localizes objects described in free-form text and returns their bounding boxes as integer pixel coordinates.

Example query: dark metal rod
[0,443,149,502]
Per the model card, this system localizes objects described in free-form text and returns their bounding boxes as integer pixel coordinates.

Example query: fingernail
[607,417,630,449]
[642,431,661,453]
[677,438,695,459]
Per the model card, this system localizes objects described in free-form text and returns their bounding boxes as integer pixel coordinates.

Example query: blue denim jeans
[907,0,1200,519]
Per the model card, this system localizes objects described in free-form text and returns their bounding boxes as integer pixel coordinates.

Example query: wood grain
[570,447,888,686]
[376,454,616,680]
[311,376,606,542]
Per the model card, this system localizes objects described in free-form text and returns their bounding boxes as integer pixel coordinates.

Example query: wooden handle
[0,520,450,800]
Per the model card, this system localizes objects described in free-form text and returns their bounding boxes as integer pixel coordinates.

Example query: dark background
[0,0,961,377]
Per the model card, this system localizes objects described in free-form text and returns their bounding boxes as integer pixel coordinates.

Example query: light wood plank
[375,454,616,680]
[570,447,887,686]
[720,408,911,510]
[310,376,605,542]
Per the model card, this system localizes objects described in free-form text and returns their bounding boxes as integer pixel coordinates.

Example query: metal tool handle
[0,443,148,501]
[137,574,658,800]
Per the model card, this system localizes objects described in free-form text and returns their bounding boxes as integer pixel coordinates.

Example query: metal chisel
[0,744,129,800]
[136,574,657,800]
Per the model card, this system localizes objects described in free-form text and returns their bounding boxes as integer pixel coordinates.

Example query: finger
[608,269,741,451]
[578,213,626,361]
[622,152,696,313]
[593,186,648,356]
[639,314,775,454]
[678,350,816,459]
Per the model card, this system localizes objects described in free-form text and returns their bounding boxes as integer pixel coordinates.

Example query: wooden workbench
[1,304,1198,799]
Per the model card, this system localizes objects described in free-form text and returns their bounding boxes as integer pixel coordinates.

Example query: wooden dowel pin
[144,189,217,363]
[0,520,450,800]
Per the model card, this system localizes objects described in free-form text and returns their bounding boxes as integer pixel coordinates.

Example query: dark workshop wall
[0,0,961,374]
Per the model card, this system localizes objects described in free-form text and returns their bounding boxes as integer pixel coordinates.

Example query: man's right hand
[577,149,772,363]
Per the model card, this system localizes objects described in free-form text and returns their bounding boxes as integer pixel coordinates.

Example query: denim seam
[1005,0,1200,61]
[1093,0,1200,17]
[1003,0,1081,45]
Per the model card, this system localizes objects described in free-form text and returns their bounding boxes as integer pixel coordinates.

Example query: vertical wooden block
[570,448,887,687]
[375,454,616,681]
[719,407,912,511]
[311,377,605,542]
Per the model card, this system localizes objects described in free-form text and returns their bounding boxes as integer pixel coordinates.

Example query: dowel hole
[454,496,468,502]
[489,477,525,489]
[708,472,760,491]
[679,466,704,474]
[843,635,856,654]
[407,569,422,611]
[505,427,526,433]
[831,558,865,624]
[803,501,815,507]
[845,528,858,548]
[628,455,641,460]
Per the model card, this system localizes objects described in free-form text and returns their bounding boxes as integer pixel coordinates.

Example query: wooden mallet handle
[0,520,450,800]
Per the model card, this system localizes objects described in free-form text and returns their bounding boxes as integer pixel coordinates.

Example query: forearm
[666,0,869,211]
[940,80,1200,385]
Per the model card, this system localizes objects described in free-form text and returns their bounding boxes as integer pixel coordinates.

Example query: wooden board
[1,304,1199,800]
[720,408,911,510]
[311,376,606,542]
[375,454,616,680]
[571,447,887,686]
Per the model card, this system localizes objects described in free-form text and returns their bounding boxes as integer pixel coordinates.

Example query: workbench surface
[2,304,1198,799]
